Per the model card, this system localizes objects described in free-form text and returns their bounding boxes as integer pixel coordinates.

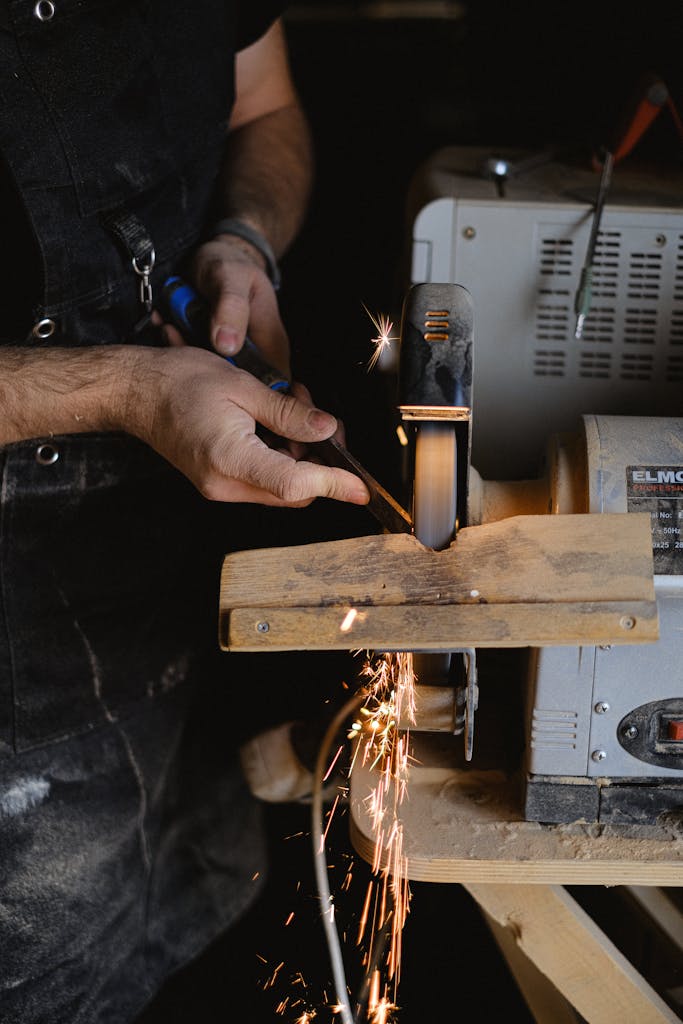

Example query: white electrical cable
[311,691,364,1024]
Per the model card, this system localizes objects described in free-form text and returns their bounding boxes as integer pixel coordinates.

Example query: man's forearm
[218,101,313,259]
[0,342,369,507]
[0,345,141,445]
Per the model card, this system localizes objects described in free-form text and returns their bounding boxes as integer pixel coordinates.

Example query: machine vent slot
[580,306,615,343]
[671,312,683,345]
[531,709,578,749]
[423,308,450,341]
[627,251,663,299]
[675,236,683,301]
[533,349,565,377]
[536,303,570,340]
[624,308,657,343]
[621,352,654,380]
[597,230,621,248]
[540,238,573,276]
[666,355,683,382]
[579,351,611,378]
[592,232,620,298]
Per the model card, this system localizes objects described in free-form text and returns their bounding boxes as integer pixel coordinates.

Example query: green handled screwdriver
[573,149,614,340]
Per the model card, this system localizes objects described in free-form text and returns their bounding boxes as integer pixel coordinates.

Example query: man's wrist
[207,217,281,290]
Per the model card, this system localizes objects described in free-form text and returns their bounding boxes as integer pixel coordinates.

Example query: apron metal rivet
[32,318,56,339]
[36,443,60,466]
[34,1,55,20]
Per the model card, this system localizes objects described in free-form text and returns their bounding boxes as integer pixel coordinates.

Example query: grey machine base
[524,774,683,826]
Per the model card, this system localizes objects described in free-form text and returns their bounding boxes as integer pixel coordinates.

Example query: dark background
[139,2,683,1021]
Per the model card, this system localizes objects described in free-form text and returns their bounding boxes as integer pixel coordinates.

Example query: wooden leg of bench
[464,883,679,1024]
[482,905,583,1023]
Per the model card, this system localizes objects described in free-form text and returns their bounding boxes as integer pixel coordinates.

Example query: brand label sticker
[627,466,683,575]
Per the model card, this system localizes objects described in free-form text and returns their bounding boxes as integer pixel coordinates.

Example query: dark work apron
[0,3,279,1020]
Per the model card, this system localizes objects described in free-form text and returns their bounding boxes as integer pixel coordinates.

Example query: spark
[320,792,343,852]
[349,651,416,1015]
[265,962,286,989]
[340,607,358,633]
[270,653,415,1021]
[323,743,345,782]
[363,303,398,372]
[369,995,399,1024]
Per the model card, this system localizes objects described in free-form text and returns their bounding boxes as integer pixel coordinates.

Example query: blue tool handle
[160,276,290,392]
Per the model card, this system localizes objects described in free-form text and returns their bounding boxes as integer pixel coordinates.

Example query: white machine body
[407,146,683,480]
[407,147,683,822]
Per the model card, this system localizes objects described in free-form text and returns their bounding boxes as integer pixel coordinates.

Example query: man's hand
[190,234,291,376]
[128,346,368,507]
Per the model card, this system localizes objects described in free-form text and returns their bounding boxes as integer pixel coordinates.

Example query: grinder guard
[398,282,474,536]
[398,283,478,759]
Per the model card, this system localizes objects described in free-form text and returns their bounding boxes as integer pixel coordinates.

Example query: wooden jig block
[219,513,658,653]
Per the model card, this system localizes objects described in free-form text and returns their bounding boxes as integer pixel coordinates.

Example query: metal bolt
[622,724,639,740]
[256,621,270,634]
[619,615,636,631]
[655,233,666,247]
[591,749,607,763]
[599,645,612,652]
[463,226,476,240]
[594,701,610,715]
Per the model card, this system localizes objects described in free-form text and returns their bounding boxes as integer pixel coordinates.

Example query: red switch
[667,720,683,742]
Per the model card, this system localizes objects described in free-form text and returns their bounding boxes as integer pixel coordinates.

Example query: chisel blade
[315,436,413,535]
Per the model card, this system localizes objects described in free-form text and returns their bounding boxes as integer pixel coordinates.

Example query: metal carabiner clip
[132,248,156,314]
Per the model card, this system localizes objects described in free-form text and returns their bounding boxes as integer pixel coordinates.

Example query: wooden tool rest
[219,513,657,653]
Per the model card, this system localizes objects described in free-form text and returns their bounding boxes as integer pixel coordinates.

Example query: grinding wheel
[413,421,458,550]
[412,421,458,684]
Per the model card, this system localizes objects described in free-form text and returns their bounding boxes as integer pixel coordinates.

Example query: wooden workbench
[220,512,678,1020]
[349,740,683,1023]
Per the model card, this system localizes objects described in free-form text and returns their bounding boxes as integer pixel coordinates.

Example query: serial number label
[628,466,683,575]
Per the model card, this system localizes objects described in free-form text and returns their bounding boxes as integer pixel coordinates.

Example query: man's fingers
[201,477,313,507]
[212,289,251,356]
[212,437,369,506]
[162,323,187,348]
[211,271,291,378]
[230,371,342,445]
[193,239,293,375]
[245,282,291,375]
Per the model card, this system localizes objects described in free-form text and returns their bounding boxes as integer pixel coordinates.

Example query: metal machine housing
[524,415,683,824]
[406,145,683,480]
[405,147,683,823]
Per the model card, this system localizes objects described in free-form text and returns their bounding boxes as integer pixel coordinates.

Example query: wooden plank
[219,514,655,611]
[222,600,658,652]
[482,908,583,1024]
[625,887,683,955]
[465,884,680,1024]
[349,760,683,886]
